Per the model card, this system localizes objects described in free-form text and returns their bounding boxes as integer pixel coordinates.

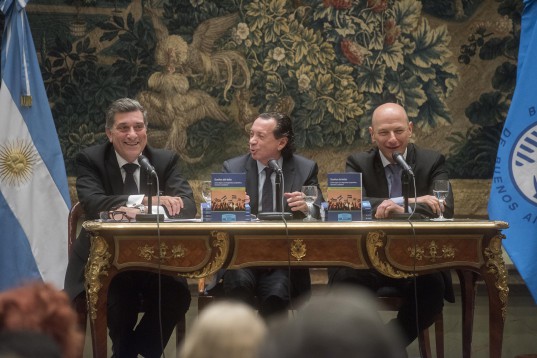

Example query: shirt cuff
[126,194,144,207]
[391,196,414,213]
[391,196,404,206]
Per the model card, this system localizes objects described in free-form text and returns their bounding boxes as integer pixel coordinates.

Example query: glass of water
[433,180,450,220]
[301,185,318,222]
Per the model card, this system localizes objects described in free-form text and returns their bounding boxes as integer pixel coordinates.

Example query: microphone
[392,151,414,176]
[138,154,156,176]
[268,159,283,173]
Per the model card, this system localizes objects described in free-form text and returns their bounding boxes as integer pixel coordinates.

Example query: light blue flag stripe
[0,0,70,290]
[488,0,537,303]
[0,195,42,284]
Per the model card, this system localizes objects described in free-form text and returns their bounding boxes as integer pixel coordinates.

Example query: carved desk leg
[84,235,112,358]
[481,234,509,358]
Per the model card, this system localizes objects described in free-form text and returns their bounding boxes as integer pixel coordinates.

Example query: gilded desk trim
[84,234,110,321]
[484,233,509,320]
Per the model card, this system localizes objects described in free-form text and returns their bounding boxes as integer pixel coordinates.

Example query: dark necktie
[261,167,273,212]
[387,164,402,198]
[123,163,139,195]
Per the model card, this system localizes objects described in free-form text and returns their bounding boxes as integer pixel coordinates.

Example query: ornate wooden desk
[83,219,509,358]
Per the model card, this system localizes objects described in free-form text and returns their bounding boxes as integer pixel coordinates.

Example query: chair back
[68,202,85,253]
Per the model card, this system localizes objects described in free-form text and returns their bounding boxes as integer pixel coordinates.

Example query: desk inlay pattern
[230,234,368,269]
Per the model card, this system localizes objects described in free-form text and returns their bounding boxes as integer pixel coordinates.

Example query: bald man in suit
[329,103,454,347]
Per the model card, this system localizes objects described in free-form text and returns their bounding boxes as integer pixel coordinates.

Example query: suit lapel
[282,157,296,193]
[105,148,124,195]
[139,149,150,195]
[406,143,416,164]
[245,156,259,213]
[373,149,390,198]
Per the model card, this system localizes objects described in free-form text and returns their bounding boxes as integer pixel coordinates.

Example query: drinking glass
[301,185,319,222]
[432,180,450,221]
[201,181,212,205]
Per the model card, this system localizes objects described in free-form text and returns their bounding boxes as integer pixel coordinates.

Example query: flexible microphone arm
[139,155,156,214]
[138,154,156,176]
[392,152,414,177]
[268,159,283,173]
[392,152,414,214]
[268,159,284,212]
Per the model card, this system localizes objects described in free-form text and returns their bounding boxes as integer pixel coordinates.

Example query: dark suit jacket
[223,153,324,219]
[64,142,196,299]
[346,143,454,218]
[346,144,455,302]
[222,153,324,297]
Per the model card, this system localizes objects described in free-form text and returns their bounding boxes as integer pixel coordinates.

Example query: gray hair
[105,98,148,129]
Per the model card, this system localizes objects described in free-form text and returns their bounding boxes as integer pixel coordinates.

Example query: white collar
[115,151,141,168]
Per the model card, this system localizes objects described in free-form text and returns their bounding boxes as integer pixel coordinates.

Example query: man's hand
[114,206,141,220]
[409,195,442,216]
[284,191,308,213]
[143,195,184,217]
[375,199,404,219]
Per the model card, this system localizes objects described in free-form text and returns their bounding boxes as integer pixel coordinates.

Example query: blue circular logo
[509,121,537,206]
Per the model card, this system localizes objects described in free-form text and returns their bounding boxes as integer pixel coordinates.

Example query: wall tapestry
[0,0,522,185]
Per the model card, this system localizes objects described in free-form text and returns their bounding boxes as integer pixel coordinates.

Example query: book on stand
[326,173,363,221]
[208,173,250,222]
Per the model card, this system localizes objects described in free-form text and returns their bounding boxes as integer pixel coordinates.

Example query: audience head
[0,330,62,358]
[370,103,413,163]
[179,300,267,358]
[249,112,295,165]
[105,97,148,163]
[0,282,84,358]
[258,286,405,358]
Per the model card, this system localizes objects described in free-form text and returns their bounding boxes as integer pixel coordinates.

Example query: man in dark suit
[64,98,196,358]
[329,103,455,347]
[221,112,324,317]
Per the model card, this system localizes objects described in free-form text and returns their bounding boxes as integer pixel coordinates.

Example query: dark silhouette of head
[258,286,406,358]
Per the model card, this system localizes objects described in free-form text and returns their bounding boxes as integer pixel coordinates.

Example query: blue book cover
[210,173,249,222]
[326,173,363,221]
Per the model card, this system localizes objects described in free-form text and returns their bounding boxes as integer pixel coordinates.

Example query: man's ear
[105,128,113,142]
[278,137,289,151]
[369,126,375,143]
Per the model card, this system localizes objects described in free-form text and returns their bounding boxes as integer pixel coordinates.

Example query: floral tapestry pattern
[0,0,521,181]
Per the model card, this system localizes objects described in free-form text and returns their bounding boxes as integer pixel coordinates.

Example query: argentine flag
[488,0,537,303]
[0,0,70,290]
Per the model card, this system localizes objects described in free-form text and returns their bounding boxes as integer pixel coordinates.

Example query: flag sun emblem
[0,140,38,186]
[509,122,537,206]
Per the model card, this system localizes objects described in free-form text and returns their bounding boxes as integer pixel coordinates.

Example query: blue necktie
[387,164,402,198]
[261,167,274,212]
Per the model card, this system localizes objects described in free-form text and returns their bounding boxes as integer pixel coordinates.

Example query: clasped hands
[375,195,443,219]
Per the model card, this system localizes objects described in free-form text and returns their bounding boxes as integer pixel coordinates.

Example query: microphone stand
[257,169,292,220]
[147,171,153,215]
[402,171,411,214]
[137,170,164,222]
[275,171,282,212]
